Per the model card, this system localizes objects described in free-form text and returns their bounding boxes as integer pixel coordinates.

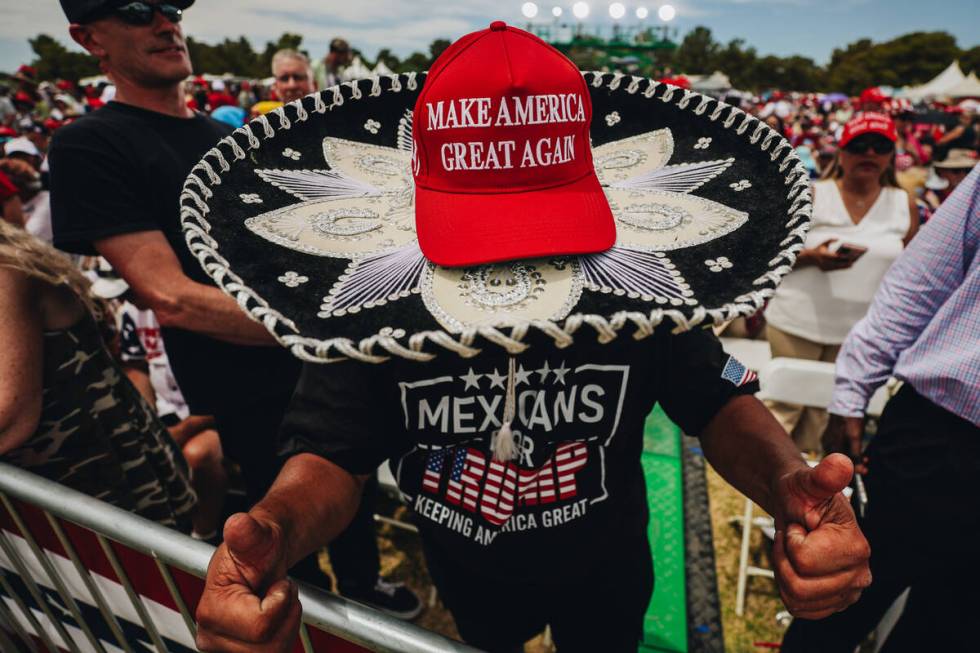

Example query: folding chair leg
[735,497,754,617]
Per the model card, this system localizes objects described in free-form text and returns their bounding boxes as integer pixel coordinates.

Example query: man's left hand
[770,454,871,619]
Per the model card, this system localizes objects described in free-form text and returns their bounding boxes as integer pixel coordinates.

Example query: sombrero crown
[180,23,811,364]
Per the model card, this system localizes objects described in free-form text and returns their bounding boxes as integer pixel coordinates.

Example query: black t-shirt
[280,327,757,583]
[48,102,299,414]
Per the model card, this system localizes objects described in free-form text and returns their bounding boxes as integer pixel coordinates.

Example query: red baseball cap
[839,112,897,148]
[412,21,615,267]
[859,87,887,106]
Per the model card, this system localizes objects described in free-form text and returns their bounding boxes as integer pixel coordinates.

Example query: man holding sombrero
[192,23,871,652]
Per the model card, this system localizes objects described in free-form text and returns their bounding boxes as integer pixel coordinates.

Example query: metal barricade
[0,462,478,653]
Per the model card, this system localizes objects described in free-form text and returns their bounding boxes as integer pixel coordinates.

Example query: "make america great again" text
[424,93,587,172]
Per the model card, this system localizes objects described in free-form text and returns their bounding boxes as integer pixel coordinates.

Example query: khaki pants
[764,325,841,455]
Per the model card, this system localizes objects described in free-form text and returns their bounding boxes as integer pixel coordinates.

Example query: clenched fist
[771,454,872,619]
[196,512,301,652]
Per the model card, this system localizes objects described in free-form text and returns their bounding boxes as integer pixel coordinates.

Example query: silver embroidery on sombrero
[590,128,747,251]
[244,197,415,258]
[319,243,426,317]
[579,246,695,306]
[243,127,745,328]
[421,259,584,333]
[603,190,748,252]
[396,109,414,153]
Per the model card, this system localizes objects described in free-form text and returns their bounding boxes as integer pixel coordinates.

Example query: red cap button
[489,21,507,31]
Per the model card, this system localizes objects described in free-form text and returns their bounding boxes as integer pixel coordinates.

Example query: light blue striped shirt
[830,164,980,425]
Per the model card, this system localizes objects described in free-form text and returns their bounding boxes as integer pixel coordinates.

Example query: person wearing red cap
[765,113,919,454]
[858,87,888,113]
[193,23,872,653]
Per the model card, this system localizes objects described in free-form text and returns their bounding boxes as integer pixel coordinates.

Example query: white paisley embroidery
[240,193,263,204]
[694,137,712,150]
[730,180,752,191]
[605,111,621,127]
[364,119,381,134]
[282,148,301,161]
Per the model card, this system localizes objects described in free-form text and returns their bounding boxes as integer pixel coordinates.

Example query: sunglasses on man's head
[843,134,895,155]
[86,2,184,25]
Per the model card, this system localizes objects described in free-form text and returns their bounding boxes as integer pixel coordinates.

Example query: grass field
[705,464,788,652]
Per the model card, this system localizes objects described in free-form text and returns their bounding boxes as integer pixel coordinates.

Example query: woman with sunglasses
[764,113,919,455]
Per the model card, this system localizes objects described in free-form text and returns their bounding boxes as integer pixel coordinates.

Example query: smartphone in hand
[830,241,868,261]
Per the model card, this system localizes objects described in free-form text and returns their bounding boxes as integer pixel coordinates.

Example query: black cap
[59,0,195,23]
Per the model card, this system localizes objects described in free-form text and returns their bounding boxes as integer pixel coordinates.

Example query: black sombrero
[180,71,811,364]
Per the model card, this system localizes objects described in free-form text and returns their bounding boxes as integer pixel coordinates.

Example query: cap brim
[416,173,616,267]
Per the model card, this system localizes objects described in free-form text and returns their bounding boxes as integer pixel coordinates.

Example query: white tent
[899,61,966,100]
[947,72,980,99]
[689,70,732,94]
[372,60,394,76]
[344,55,373,80]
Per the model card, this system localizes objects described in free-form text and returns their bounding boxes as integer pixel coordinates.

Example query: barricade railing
[0,462,479,653]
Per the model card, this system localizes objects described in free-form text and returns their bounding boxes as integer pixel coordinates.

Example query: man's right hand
[196,513,301,652]
[822,414,867,474]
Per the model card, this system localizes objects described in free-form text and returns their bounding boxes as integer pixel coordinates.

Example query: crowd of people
[0,1,977,652]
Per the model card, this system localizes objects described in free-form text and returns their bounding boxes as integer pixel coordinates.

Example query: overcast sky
[1,0,977,72]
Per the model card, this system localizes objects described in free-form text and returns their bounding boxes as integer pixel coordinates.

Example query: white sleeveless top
[766,180,909,344]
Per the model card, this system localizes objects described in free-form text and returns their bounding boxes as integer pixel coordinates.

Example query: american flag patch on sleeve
[721,355,758,387]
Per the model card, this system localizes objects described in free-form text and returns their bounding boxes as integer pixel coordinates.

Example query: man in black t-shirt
[196,328,873,653]
[50,0,298,504]
[49,0,421,618]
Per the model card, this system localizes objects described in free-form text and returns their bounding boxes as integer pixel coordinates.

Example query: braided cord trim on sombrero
[180,73,812,364]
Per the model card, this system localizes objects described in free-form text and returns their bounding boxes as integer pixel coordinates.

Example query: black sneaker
[344,578,423,620]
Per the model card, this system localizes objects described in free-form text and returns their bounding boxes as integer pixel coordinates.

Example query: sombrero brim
[180,72,811,364]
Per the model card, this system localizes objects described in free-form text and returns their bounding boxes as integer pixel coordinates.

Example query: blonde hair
[0,220,105,320]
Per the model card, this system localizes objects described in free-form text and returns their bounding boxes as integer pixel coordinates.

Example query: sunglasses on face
[276,73,309,84]
[843,135,895,155]
[87,2,184,25]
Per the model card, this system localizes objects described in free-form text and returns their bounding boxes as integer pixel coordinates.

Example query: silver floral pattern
[705,257,733,272]
[240,193,263,204]
[605,111,621,127]
[730,179,752,192]
[278,271,309,287]
[282,148,301,161]
[694,137,712,150]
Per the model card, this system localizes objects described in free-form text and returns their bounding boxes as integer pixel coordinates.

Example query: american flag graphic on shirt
[422,449,446,493]
[720,355,758,387]
[429,442,590,526]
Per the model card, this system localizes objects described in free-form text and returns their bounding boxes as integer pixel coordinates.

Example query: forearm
[699,395,808,516]
[168,415,216,447]
[123,365,156,406]
[151,280,276,346]
[249,454,366,568]
[2,196,24,227]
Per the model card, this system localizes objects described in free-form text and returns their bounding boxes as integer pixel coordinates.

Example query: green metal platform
[640,405,688,652]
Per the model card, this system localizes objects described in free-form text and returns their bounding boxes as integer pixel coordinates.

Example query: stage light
[636,6,649,19]
[658,4,676,21]
[572,2,590,19]
[609,2,626,19]
[552,5,563,17]
[521,2,539,18]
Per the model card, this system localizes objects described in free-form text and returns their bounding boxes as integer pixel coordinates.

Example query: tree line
[13,28,980,94]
